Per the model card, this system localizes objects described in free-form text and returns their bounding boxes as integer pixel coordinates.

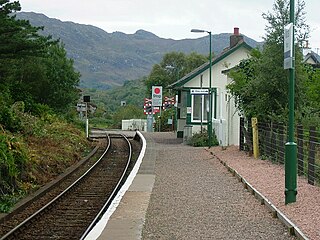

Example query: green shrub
[0,193,21,213]
[0,106,22,132]
[187,128,219,147]
[0,132,28,195]
[30,103,54,118]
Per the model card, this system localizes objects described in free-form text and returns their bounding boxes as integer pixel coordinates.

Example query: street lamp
[165,65,178,132]
[191,29,213,148]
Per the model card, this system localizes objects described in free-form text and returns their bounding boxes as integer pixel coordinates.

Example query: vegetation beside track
[0,108,92,213]
[0,1,92,213]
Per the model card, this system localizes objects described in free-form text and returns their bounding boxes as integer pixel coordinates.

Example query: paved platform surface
[89,131,157,240]
[91,132,296,240]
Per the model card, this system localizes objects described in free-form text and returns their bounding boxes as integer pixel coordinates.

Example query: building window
[191,95,209,122]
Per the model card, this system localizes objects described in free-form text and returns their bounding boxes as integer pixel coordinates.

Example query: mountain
[16,12,262,89]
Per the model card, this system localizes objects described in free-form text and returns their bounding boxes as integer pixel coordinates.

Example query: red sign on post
[152,86,162,106]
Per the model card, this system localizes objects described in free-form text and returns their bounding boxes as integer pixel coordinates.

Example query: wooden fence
[239,118,320,186]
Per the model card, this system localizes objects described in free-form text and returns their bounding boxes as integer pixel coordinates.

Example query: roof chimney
[234,27,239,36]
[230,27,243,48]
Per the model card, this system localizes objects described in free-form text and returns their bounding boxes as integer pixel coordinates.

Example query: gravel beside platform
[142,132,296,240]
[212,146,320,240]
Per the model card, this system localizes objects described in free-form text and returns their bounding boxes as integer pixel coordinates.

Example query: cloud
[19,0,320,49]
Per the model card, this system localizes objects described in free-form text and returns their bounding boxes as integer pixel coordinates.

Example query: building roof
[304,51,320,64]
[168,41,252,89]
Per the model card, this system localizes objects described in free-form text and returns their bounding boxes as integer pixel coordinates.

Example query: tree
[0,0,52,65]
[227,0,310,121]
[301,65,320,122]
[111,105,145,128]
[0,0,80,115]
[262,0,310,46]
[145,51,207,96]
[227,49,261,118]
[38,43,80,112]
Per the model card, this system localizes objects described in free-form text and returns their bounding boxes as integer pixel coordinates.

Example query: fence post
[251,118,259,158]
[308,126,316,185]
[239,117,245,151]
[297,125,304,176]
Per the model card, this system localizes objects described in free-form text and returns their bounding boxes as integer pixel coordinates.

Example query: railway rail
[0,133,139,240]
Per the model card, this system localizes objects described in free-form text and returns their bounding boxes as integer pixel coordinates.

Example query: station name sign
[190,89,209,95]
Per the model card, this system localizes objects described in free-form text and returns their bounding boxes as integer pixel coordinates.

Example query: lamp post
[191,29,213,148]
[284,0,297,204]
[165,65,178,132]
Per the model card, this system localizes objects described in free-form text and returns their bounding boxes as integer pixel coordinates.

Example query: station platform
[85,132,307,240]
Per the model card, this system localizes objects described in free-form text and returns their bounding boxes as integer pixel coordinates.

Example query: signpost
[152,86,162,132]
[284,23,294,69]
[152,86,163,106]
[83,95,90,138]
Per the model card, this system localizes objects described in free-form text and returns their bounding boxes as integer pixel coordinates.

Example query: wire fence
[239,118,320,186]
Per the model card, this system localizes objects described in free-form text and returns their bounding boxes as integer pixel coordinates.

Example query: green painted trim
[175,64,208,88]
[213,88,217,119]
[170,42,252,88]
[190,122,209,126]
[186,88,218,124]
[186,91,191,124]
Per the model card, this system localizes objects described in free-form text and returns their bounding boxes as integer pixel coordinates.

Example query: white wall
[184,47,250,145]
[122,119,147,131]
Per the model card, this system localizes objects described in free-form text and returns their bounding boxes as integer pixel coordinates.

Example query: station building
[169,28,252,146]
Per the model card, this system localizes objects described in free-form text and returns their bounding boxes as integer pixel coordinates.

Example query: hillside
[16,12,262,89]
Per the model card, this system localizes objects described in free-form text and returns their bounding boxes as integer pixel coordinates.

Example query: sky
[18,0,320,53]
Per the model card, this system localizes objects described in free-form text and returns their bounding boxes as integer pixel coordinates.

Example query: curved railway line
[0,132,142,240]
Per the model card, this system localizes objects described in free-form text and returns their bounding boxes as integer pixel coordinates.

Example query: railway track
[1,133,139,240]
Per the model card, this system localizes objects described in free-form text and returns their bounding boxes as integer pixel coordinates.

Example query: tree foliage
[227,0,310,121]
[262,0,310,46]
[300,65,320,122]
[145,51,207,96]
[0,0,80,117]
[111,105,145,129]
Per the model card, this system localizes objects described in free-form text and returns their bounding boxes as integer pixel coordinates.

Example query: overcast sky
[18,0,320,52]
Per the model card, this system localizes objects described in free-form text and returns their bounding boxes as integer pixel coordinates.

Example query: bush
[187,128,219,147]
[0,132,28,195]
[0,106,22,132]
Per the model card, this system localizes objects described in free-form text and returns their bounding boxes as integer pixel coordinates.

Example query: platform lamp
[191,29,213,148]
